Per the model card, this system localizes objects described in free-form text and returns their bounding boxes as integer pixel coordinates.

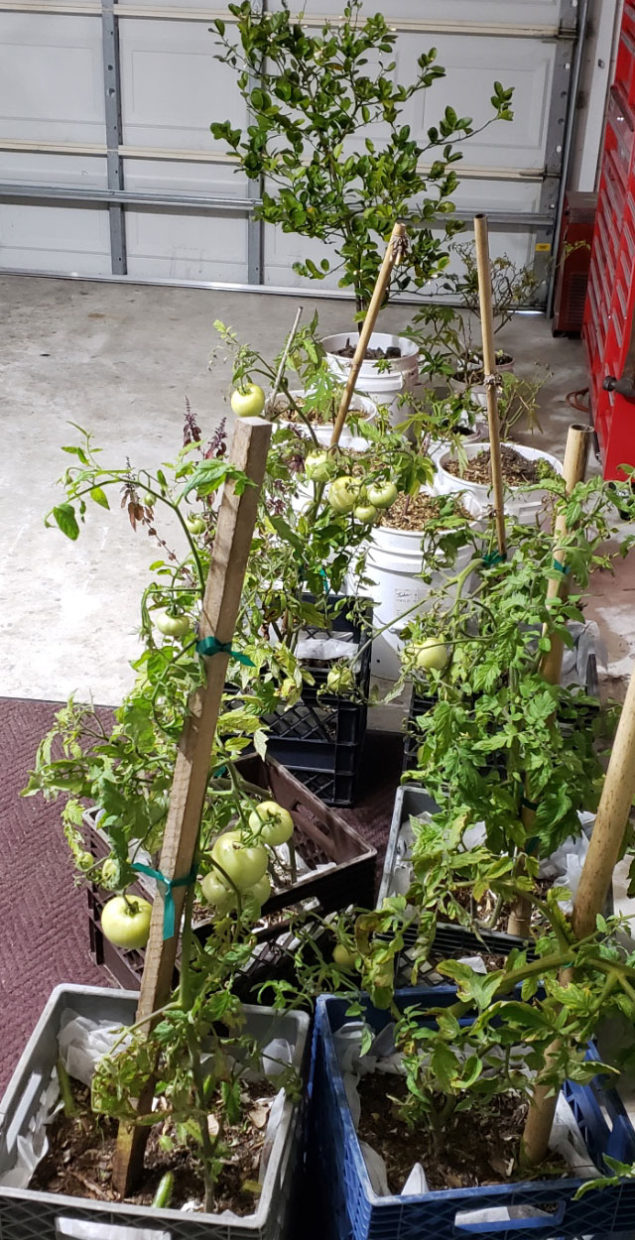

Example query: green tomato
[185,514,206,534]
[248,872,272,905]
[101,857,121,889]
[248,800,294,846]
[211,830,269,891]
[366,481,398,510]
[326,664,355,695]
[413,637,449,672]
[304,450,332,482]
[101,895,152,950]
[141,492,155,509]
[230,383,265,418]
[333,944,357,969]
[327,476,362,514]
[75,850,94,872]
[353,503,378,524]
[200,871,237,915]
[154,610,191,637]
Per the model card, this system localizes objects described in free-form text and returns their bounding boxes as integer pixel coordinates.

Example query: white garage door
[0,0,583,302]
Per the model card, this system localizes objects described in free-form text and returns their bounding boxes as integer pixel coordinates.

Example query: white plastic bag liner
[0,1070,59,1189]
[261,1038,294,1077]
[294,635,359,663]
[58,1010,128,1087]
[259,1088,286,1184]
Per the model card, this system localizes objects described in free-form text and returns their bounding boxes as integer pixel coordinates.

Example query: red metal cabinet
[583,1,635,479]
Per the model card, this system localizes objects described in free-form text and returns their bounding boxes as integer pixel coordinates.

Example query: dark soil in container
[444,445,541,487]
[336,338,402,361]
[357,1074,567,1192]
[379,492,470,532]
[31,1076,279,1215]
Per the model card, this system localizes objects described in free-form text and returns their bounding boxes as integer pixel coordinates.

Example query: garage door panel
[120,19,246,152]
[267,1,564,27]
[0,15,104,143]
[122,158,249,199]
[0,152,107,188]
[0,203,110,274]
[393,34,555,170]
[125,210,248,282]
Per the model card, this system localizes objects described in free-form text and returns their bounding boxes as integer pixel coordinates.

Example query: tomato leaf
[52,503,80,540]
[90,486,110,509]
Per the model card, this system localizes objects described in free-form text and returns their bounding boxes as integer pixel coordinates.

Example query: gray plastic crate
[0,985,309,1240]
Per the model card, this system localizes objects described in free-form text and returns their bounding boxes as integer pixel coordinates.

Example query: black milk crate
[264,595,373,806]
[85,753,376,997]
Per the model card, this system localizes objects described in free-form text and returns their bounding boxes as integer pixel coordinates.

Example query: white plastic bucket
[266,389,377,450]
[321,331,419,426]
[351,523,478,680]
[433,441,563,527]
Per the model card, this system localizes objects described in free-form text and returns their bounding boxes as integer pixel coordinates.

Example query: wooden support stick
[112,415,272,1197]
[539,423,591,685]
[521,662,635,1168]
[474,214,506,559]
[330,221,407,449]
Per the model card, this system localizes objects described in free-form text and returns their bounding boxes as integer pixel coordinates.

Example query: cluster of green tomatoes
[99,800,294,950]
[304,450,398,525]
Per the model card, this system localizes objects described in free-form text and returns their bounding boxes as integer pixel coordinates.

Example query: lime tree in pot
[210,0,514,417]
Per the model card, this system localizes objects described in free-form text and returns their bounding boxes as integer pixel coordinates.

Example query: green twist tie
[196,636,254,666]
[552,559,570,575]
[131,863,197,940]
[482,551,507,567]
[521,795,539,811]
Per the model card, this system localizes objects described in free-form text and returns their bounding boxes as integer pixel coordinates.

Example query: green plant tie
[196,636,254,666]
[521,795,539,811]
[482,551,507,567]
[552,559,570,575]
[131,863,197,940]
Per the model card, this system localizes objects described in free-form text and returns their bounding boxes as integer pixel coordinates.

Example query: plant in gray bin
[12,412,323,1223]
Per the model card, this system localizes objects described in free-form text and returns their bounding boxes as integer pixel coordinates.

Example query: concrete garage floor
[1,273,633,710]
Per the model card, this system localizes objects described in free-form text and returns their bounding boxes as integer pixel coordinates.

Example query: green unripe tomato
[248,872,272,906]
[101,895,152,949]
[333,944,357,969]
[248,800,294,846]
[154,610,191,637]
[353,503,378,524]
[413,637,449,672]
[327,476,362,514]
[326,664,355,695]
[230,383,265,418]
[200,871,237,915]
[211,830,269,891]
[75,850,94,872]
[185,514,206,534]
[366,481,398,510]
[304,450,332,482]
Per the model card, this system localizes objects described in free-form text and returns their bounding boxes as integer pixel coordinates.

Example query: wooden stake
[507,424,592,938]
[521,663,635,1167]
[330,221,408,449]
[112,416,272,1197]
[474,214,506,559]
[540,424,591,685]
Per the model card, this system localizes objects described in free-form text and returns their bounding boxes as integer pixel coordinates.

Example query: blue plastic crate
[309,988,635,1240]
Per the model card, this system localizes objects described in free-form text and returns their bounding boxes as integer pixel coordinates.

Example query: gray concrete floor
[1,274,633,706]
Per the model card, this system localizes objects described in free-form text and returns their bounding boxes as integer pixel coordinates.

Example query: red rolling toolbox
[583,2,635,479]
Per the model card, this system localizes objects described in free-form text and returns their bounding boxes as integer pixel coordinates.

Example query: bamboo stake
[330,220,408,449]
[539,423,591,684]
[112,416,272,1197]
[474,213,506,559]
[507,423,592,937]
[521,662,635,1167]
[270,306,302,405]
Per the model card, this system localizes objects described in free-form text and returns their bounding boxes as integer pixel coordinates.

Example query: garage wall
[0,0,585,301]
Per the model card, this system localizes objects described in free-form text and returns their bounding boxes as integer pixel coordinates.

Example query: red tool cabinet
[583,0,635,479]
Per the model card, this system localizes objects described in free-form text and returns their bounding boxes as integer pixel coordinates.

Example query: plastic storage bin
[310,987,635,1240]
[263,596,373,806]
[0,984,309,1240]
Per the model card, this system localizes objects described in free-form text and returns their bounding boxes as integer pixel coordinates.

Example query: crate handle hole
[454,1200,565,1233]
[55,1218,171,1240]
